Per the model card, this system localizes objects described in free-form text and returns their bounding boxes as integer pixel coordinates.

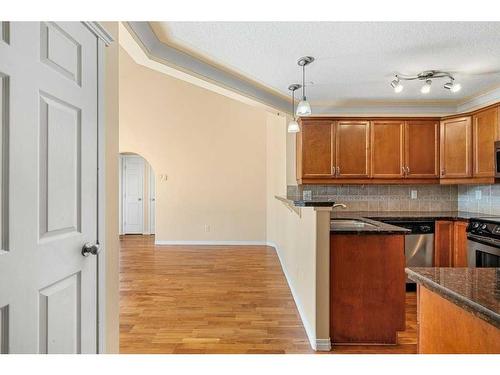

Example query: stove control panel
[467,219,500,239]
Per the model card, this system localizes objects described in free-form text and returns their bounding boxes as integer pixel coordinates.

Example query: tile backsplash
[288,185,458,212]
[458,185,500,215]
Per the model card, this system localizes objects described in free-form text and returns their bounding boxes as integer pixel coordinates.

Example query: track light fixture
[287,84,301,133]
[390,70,461,94]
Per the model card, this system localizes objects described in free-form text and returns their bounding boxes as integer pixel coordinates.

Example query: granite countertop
[283,195,336,207]
[330,217,411,234]
[406,267,500,328]
[331,210,494,221]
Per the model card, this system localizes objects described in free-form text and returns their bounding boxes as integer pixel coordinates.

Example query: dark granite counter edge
[331,211,494,221]
[293,200,335,207]
[406,268,500,329]
[276,195,335,207]
[331,217,411,234]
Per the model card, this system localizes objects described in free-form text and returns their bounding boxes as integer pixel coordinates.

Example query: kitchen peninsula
[275,194,499,352]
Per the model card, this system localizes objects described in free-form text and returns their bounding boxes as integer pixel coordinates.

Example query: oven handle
[467,234,500,248]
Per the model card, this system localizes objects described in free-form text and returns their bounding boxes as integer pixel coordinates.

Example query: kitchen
[279,99,500,353]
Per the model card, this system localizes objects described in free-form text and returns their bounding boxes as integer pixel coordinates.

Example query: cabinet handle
[336,166,340,176]
[402,167,406,176]
[332,166,336,176]
[441,169,445,176]
[406,166,410,175]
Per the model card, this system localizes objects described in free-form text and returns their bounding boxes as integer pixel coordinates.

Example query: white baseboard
[154,240,269,246]
[315,338,332,352]
[267,242,319,351]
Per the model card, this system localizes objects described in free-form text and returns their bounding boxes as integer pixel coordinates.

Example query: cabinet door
[434,221,453,267]
[473,107,498,177]
[298,120,335,178]
[440,117,472,178]
[335,121,370,178]
[371,121,404,178]
[404,120,439,178]
[453,221,469,267]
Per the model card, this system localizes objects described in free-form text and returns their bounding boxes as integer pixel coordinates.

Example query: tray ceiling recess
[126,22,500,116]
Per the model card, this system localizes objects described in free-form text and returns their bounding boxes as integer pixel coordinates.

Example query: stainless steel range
[466,217,500,267]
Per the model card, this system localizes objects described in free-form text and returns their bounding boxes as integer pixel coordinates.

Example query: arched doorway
[119,153,156,235]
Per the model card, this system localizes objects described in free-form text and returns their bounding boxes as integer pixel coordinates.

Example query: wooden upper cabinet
[440,116,472,178]
[335,121,370,178]
[472,107,499,177]
[371,121,404,178]
[298,120,334,178]
[404,120,439,179]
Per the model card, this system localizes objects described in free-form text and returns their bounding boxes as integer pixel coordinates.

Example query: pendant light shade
[296,99,312,116]
[287,119,300,133]
[296,56,314,117]
[287,83,301,133]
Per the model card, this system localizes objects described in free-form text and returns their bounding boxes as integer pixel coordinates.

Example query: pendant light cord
[302,65,306,99]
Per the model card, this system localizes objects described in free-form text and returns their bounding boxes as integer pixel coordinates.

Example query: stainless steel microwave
[496,141,500,178]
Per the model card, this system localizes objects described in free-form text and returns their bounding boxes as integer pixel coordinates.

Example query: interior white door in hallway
[0,22,100,353]
[123,156,145,234]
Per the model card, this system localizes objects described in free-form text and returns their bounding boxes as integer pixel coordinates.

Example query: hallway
[119,235,417,354]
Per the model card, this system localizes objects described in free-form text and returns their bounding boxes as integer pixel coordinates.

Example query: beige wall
[102,21,120,354]
[265,112,331,350]
[119,39,330,350]
[119,47,268,243]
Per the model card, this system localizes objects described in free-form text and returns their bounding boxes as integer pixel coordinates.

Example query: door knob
[138,198,142,201]
[81,243,100,257]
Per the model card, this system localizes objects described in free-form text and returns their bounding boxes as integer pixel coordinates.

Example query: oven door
[467,235,500,267]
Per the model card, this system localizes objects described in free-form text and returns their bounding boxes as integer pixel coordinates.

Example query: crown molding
[124,22,500,117]
[82,22,114,46]
[125,21,290,113]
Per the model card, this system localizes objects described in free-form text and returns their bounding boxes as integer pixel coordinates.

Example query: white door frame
[87,22,113,354]
[148,165,155,235]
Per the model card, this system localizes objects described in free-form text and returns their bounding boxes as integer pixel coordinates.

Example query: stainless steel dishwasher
[377,219,435,283]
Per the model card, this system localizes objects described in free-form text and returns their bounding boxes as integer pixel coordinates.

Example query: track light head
[444,81,461,93]
[421,79,432,94]
[391,77,403,93]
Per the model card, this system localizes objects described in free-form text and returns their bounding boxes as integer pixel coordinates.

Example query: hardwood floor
[119,235,417,354]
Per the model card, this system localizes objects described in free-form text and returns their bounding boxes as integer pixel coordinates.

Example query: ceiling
[150,22,500,105]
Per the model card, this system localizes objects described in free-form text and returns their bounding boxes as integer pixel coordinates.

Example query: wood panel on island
[296,103,500,185]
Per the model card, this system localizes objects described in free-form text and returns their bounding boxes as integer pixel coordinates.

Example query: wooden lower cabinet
[330,234,405,344]
[453,221,469,267]
[434,220,469,267]
[418,286,500,353]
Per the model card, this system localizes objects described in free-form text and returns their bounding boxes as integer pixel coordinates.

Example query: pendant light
[296,56,315,116]
[287,84,301,133]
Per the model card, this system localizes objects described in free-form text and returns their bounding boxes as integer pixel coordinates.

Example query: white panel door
[123,156,144,234]
[0,22,99,353]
